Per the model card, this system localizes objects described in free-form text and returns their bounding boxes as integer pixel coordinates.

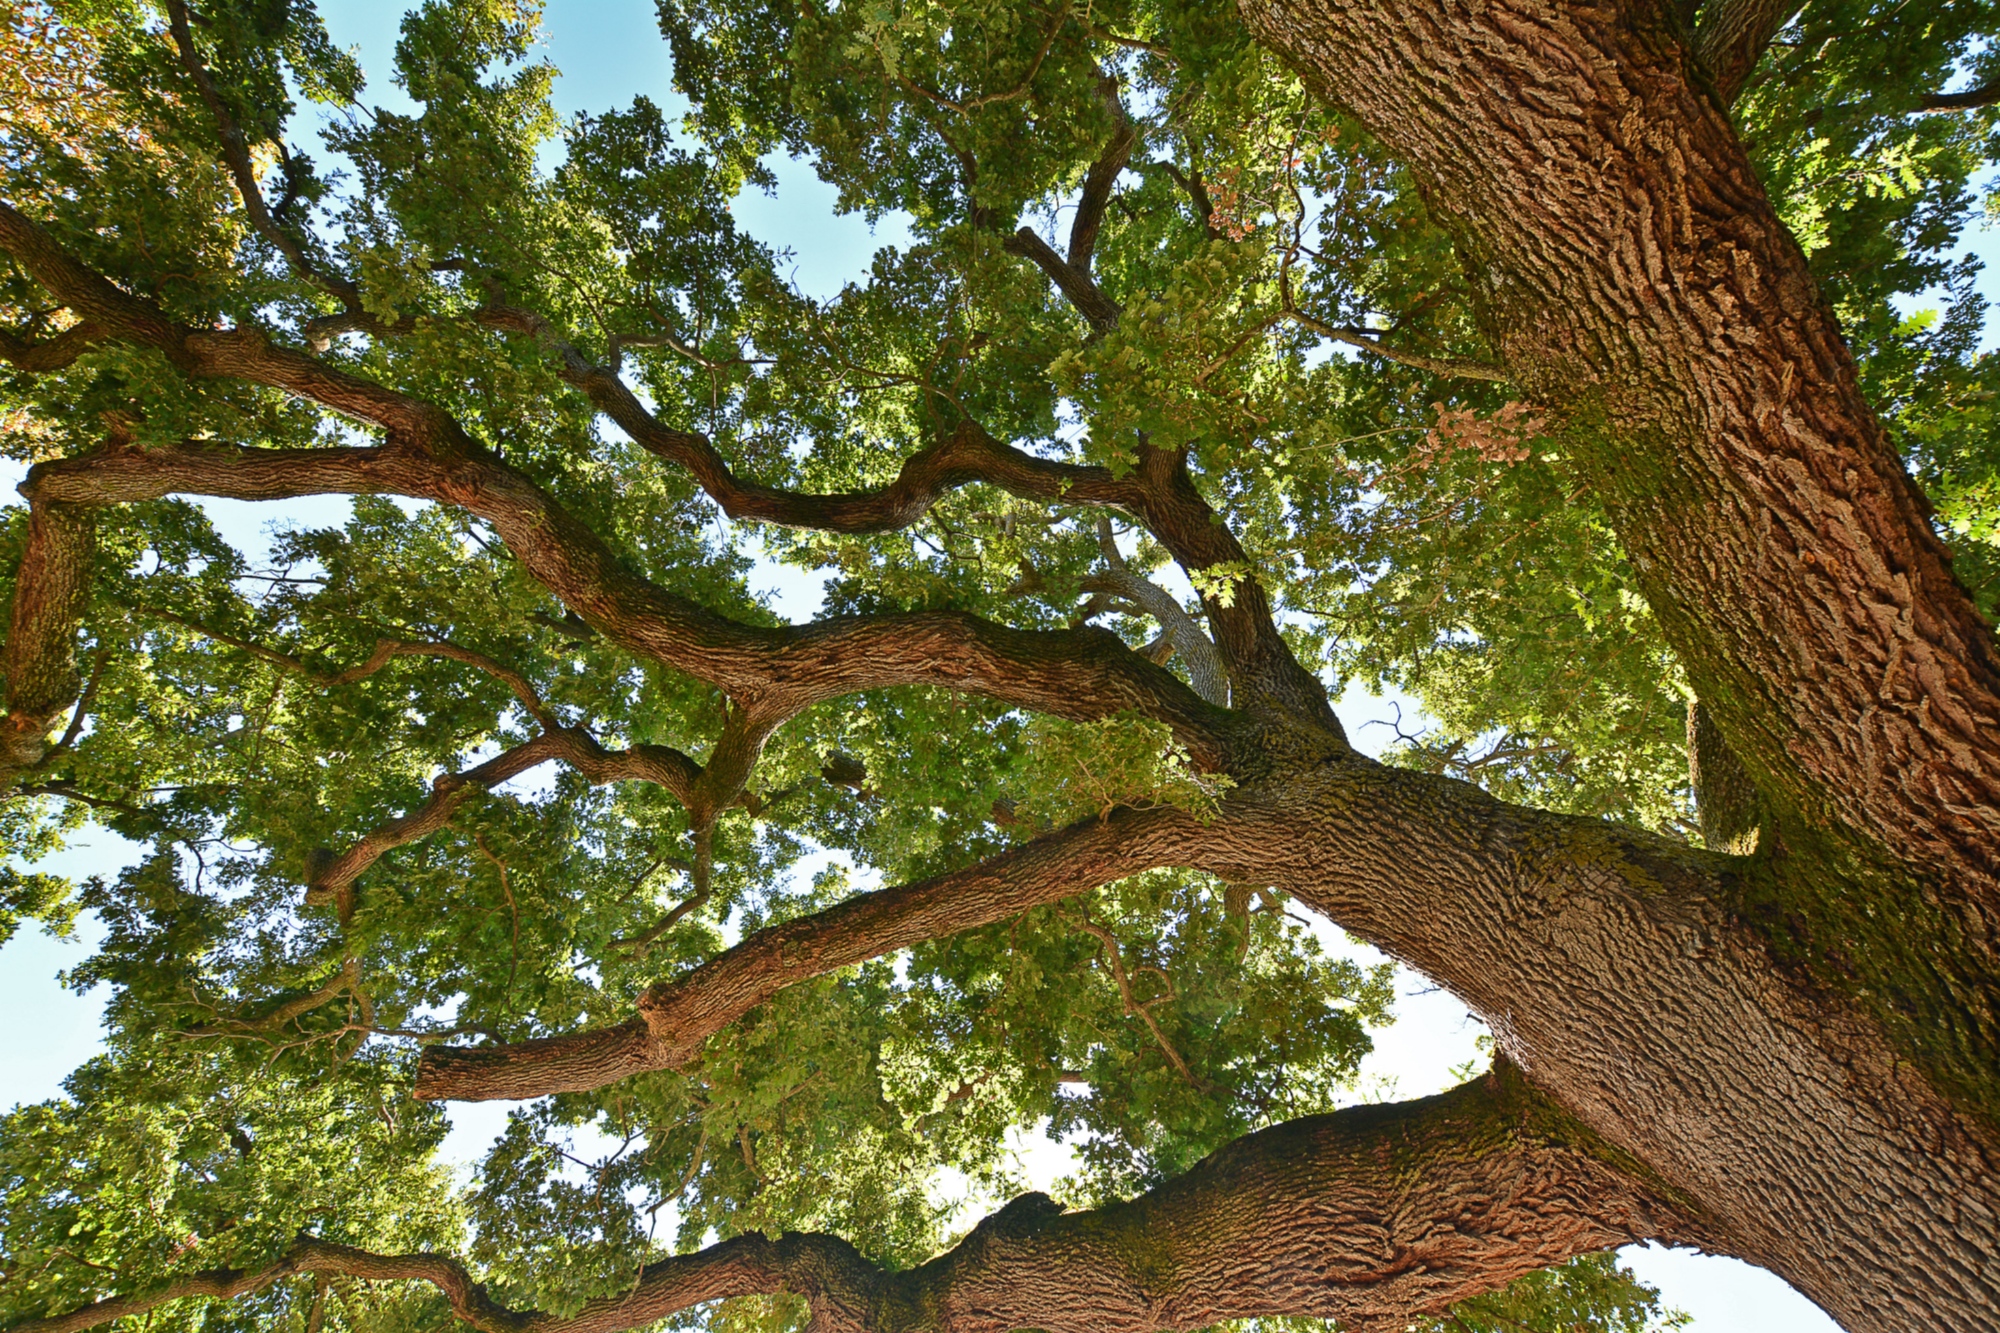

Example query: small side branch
[1284,309,1507,382]
[1084,516,1228,705]
[1918,80,2000,113]
[163,0,360,308]
[0,321,104,372]
[303,727,708,919]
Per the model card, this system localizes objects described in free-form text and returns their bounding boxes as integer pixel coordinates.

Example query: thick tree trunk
[1223,2,2000,1323]
[1235,0,2000,918]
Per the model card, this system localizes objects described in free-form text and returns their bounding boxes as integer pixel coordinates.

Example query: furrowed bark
[1689,0,1795,105]
[556,731,2000,1330]
[1235,751,2000,1333]
[11,1068,1704,1333]
[1,501,94,786]
[414,802,1216,1100]
[1238,0,2000,953]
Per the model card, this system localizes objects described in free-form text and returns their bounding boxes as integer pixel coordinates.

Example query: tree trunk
[1225,0,2000,1325]
[1236,0,2000,912]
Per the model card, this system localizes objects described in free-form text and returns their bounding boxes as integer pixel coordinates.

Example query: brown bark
[12,1068,1706,1333]
[8,27,2000,1325]
[1689,0,1794,105]
[452,740,2000,1331]
[1,501,94,786]
[1687,698,1762,852]
[1234,0,2000,1016]
[298,726,715,917]
[14,434,1227,762]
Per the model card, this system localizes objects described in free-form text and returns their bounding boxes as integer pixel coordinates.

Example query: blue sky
[14,2,1976,1326]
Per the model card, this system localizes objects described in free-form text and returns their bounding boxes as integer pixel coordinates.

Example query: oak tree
[2,0,1998,1331]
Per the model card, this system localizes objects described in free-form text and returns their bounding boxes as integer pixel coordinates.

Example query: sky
[9,1,1968,1326]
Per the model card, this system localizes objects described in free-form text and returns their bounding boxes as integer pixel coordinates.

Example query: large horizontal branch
[13,1068,1705,1333]
[0,204,1304,741]
[415,802,1218,1101]
[0,200,1228,750]
[18,438,1229,761]
[0,204,466,451]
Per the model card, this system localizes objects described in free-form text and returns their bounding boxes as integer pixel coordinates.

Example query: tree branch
[1918,79,2000,113]
[0,321,105,372]
[11,1069,1703,1333]
[1282,309,1507,382]
[162,0,361,308]
[1083,516,1228,705]
[18,435,1227,763]
[476,304,1143,528]
[478,298,1329,729]
[132,613,560,729]
[1689,0,1798,106]
[414,802,1219,1101]
[304,726,710,920]
[1,501,94,787]
[1002,227,1123,334]
[1066,80,1140,276]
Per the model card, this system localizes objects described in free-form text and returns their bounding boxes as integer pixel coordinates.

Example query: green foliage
[1,1038,461,1332]
[0,0,1988,1328]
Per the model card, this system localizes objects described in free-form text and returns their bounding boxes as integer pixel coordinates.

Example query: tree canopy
[2,0,1997,1331]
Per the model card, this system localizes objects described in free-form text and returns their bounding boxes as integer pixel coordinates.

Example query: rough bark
[8,22,2000,1325]
[478,740,2000,1331]
[1238,0,2000,902]
[1687,698,1762,852]
[1255,754,2000,1333]
[10,1068,1706,1333]
[0,501,94,786]
[1235,0,2000,1145]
